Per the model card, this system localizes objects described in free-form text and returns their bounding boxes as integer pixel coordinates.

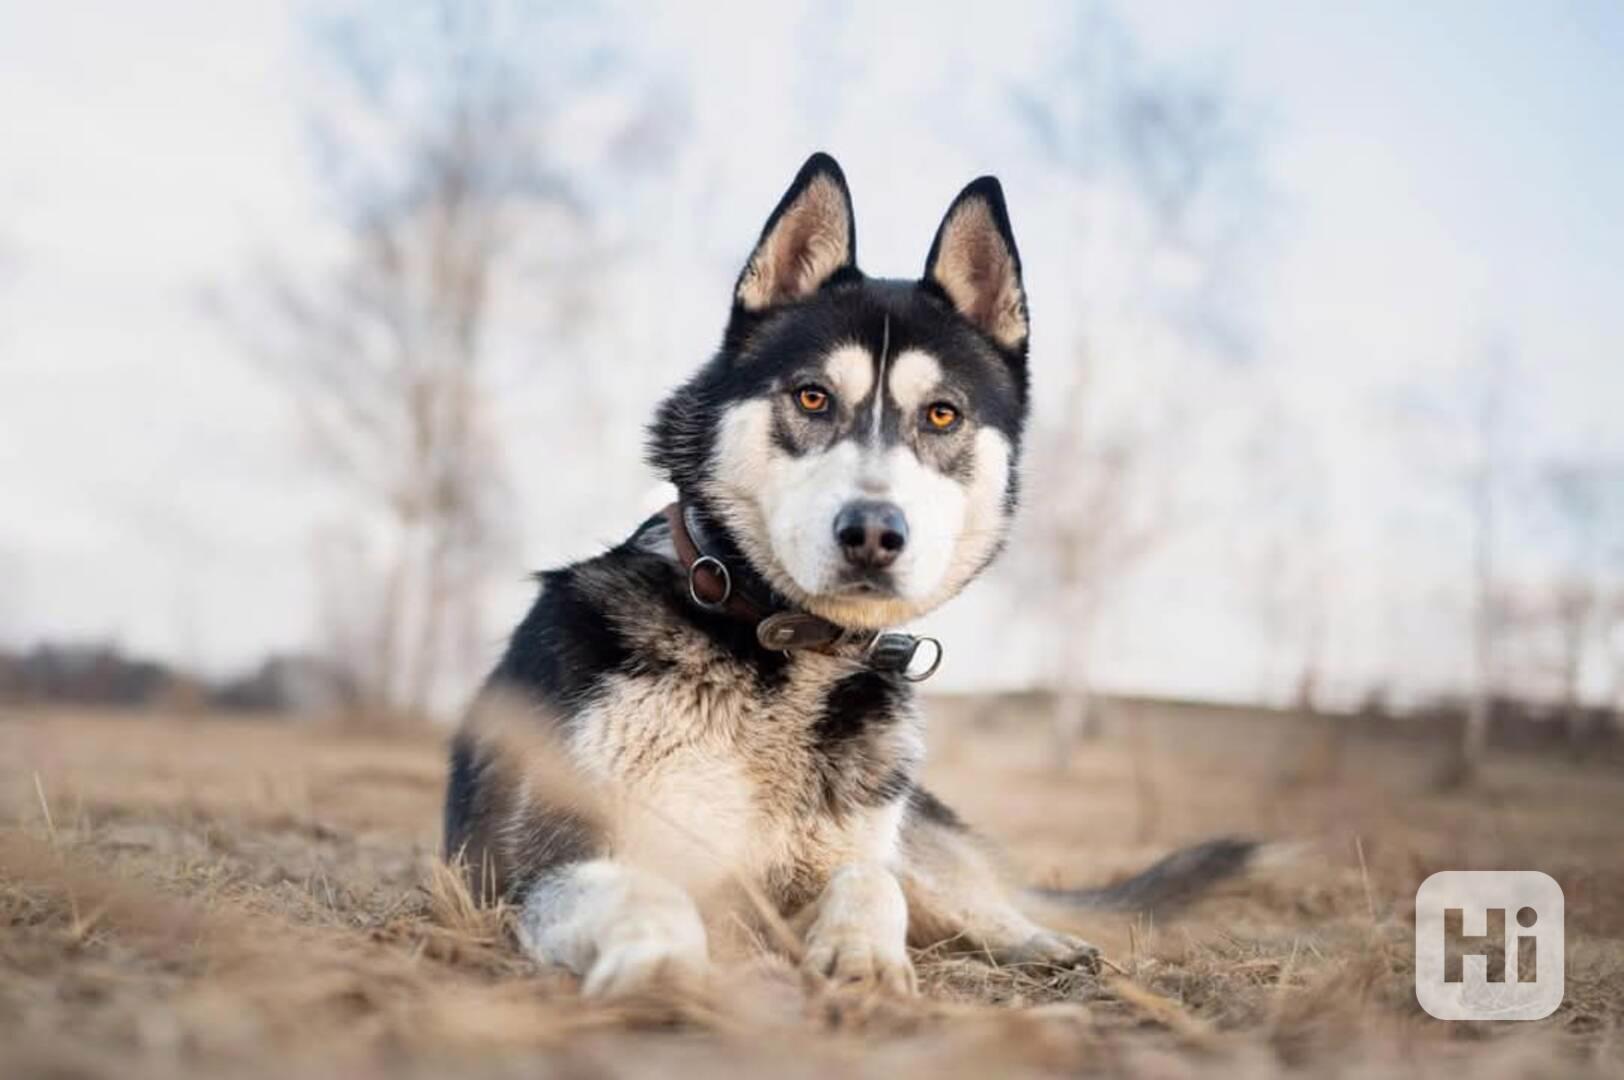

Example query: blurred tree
[1022,357,1179,760]
[218,1,590,719]
[1010,9,1267,764]
[1240,404,1331,711]
[1537,459,1624,744]
[1612,591,1624,721]
[1447,344,1514,787]
[0,237,23,645]
[1384,341,1624,777]
[0,549,21,646]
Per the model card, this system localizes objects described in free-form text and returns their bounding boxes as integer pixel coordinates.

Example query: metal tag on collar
[866,632,944,682]
[756,612,845,651]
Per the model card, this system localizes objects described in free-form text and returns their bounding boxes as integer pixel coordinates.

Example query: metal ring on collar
[902,636,944,682]
[687,554,732,611]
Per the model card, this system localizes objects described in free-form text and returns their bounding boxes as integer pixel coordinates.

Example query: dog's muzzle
[664,501,944,682]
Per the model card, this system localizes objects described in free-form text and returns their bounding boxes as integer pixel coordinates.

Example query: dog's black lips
[834,569,897,596]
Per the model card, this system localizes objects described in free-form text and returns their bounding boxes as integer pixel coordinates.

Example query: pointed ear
[923,177,1028,354]
[734,153,856,312]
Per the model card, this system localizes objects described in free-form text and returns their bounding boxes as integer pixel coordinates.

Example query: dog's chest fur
[514,538,926,911]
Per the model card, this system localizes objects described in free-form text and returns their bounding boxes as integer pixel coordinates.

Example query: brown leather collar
[660,500,943,679]
[663,501,768,623]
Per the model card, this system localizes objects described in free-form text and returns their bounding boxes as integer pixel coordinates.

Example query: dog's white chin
[769,553,981,630]
[799,589,939,632]
[742,533,986,631]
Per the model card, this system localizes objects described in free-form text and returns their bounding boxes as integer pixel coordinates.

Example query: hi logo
[1415,871,1564,1021]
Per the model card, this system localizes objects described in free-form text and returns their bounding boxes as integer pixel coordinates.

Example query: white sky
[2,1,1620,703]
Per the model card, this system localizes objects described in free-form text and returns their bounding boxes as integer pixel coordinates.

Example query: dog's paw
[799,863,915,997]
[1003,929,1101,972]
[802,928,917,997]
[581,909,709,999]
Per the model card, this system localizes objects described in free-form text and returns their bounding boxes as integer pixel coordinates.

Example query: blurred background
[5,5,1624,1073]
[2,0,1621,771]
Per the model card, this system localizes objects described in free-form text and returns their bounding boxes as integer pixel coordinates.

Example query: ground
[2,699,1622,1078]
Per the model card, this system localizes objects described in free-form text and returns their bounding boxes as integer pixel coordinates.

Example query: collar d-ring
[902,636,944,682]
[864,632,945,682]
[686,554,732,611]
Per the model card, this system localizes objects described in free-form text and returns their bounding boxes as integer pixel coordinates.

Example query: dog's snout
[833,500,908,569]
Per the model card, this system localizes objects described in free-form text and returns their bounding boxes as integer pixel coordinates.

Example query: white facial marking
[710,401,852,598]
[929,426,1012,606]
[869,315,891,444]
[821,343,874,406]
[887,349,943,415]
[874,443,964,601]
[706,394,1015,630]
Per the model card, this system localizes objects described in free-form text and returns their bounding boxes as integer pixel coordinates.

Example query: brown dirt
[3,701,1622,1078]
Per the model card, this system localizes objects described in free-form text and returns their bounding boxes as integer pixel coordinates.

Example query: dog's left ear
[923,177,1028,355]
[734,152,856,312]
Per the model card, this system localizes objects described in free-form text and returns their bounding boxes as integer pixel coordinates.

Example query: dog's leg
[797,862,916,995]
[899,796,1099,969]
[517,859,709,998]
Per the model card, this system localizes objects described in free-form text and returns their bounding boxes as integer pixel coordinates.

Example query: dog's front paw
[581,908,709,999]
[800,864,916,997]
[1003,928,1101,972]
[803,927,917,997]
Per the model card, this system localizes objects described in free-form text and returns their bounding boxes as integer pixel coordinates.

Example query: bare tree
[1448,345,1513,787]
[1611,588,1624,720]
[1241,407,1331,711]
[0,234,21,645]
[1024,356,1180,761]
[0,548,21,646]
[217,2,584,720]
[1011,14,1266,765]
[1549,581,1594,739]
[1538,459,1624,743]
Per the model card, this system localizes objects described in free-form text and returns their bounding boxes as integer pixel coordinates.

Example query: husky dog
[444,153,1253,998]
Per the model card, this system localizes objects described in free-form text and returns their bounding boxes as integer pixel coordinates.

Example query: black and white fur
[444,153,1253,998]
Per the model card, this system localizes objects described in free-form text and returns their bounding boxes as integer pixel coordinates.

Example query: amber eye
[795,385,831,414]
[925,402,961,430]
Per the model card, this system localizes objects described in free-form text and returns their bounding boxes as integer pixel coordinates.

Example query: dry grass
[2,701,1622,1078]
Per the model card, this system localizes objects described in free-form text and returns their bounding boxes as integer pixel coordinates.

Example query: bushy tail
[1033,836,1259,915]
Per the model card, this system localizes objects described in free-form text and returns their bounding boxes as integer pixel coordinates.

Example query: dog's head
[649,153,1029,630]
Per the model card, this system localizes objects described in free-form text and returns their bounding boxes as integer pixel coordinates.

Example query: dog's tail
[1032,836,1261,915]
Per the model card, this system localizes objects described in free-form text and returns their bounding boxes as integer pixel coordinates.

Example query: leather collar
[661,501,943,681]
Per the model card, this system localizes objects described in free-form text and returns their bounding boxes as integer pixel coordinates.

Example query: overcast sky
[2,1,1620,703]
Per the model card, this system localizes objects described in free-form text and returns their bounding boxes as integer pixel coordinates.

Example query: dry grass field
[3,699,1623,1078]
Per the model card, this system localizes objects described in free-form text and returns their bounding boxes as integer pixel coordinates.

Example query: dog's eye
[795,385,831,414]
[924,402,961,431]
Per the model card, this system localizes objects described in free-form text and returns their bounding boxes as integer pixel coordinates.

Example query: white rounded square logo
[1415,870,1564,1021]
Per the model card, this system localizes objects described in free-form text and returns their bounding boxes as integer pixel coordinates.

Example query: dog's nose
[833,500,908,569]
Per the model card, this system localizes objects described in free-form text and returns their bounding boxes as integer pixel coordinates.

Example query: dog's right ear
[733,153,856,312]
